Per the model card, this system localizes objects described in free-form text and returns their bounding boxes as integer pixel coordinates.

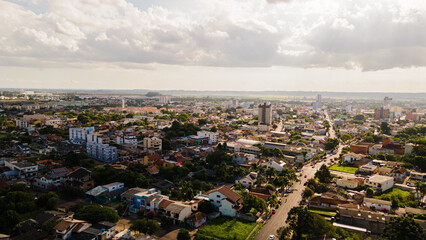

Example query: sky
[0,0,426,92]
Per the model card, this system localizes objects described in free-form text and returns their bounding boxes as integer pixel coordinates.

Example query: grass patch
[195,217,257,240]
[248,223,264,240]
[309,209,337,217]
[374,188,418,208]
[329,164,358,174]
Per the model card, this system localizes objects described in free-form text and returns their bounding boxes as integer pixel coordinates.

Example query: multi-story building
[143,136,162,153]
[15,119,28,129]
[87,143,117,163]
[258,102,272,131]
[159,96,171,105]
[4,159,38,179]
[197,131,219,144]
[374,107,390,120]
[313,94,322,111]
[116,134,138,146]
[206,186,243,217]
[69,127,95,144]
[364,175,394,192]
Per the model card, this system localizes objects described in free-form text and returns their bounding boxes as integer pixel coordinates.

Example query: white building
[116,134,138,146]
[45,119,62,126]
[364,175,394,192]
[262,159,287,172]
[364,198,392,211]
[197,131,219,144]
[87,143,117,163]
[69,127,95,144]
[235,172,258,187]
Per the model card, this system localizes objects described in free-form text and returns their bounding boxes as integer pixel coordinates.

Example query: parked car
[272,209,276,214]
[304,175,307,178]
[268,235,275,240]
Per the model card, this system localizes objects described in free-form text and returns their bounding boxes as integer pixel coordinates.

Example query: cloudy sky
[0,0,425,92]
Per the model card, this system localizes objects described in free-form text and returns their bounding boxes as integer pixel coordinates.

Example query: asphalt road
[254,110,343,240]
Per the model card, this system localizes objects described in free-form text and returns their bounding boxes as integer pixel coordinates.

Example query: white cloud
[0,0,425,71]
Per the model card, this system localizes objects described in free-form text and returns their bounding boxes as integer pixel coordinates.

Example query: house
[153,179,174,190]
[336,178,364,189]
[143,154,161,166]
[364,175,394,192]
[146,166,159,175]
[205,186,243,217]
[187,212,207,228]
[363,198,392,211]
[33,167,69,190]
[121,187,146,204]
[86,182,128,204]
[54,219,91,240]
[145,194,169,212]
[350,142,374,155]
[143,136,162,153]
[410,171,426,182]
[232,153,255,165]
[164,202,192,223]
[358,164,378,175]
[66,167,94,191]
[235,172,258,187]
[308,196,349,211]
[390,168,408,183]
[262,158,286,172]
[342,153,363,163]
[130,188,161,213]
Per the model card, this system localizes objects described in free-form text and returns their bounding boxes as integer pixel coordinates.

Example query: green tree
[177,228,191,240]
[366,187,374,198]
[324,138,339,150]
[383,216,424,240]
[314,164,332,183]
[74,205,119,224]
[285,207,314,240]
[380,122,391,135]
[130,219,160,235]
[198,200,214,214]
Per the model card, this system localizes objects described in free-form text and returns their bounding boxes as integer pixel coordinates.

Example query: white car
[268,235,275,240]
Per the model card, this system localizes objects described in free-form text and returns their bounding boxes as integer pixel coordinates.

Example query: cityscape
[0,0,426,240]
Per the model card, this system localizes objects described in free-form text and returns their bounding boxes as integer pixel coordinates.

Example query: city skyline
[1,0,426,92]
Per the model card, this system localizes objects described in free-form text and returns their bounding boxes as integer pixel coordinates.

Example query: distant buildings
[87,143,117,163]
[115,133,137,146]
[374,107,390,120]
[258,102,272,131]
[159,95,171,105]
[313,94,322,112]
[197,131,219,145]
[143,136,162,153]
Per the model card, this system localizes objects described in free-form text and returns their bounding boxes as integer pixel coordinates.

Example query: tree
[366,187,374,198]
[74,205,119,224]
[314,164,332,183]
[177,228,191,240]
[383,216,424,240]
[37,192,59,210]
[303,187,314,199]
[324,138,339,150]
[130,219,160,235]
[380,122,391,135]
[285,207,314,240]
[198,200,215,214]
[340,134,352,142]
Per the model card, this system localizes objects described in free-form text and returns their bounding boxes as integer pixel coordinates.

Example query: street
[254,111,342,240]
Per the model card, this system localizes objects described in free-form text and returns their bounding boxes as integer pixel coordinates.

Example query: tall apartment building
[258,102,272,131]
[159,96,171,105]
[69,127,95,144]
[197,131,219,144]
[374,107,390,120]
[87,143,117,163]
[313,94,322,111]
[143,136,162,153]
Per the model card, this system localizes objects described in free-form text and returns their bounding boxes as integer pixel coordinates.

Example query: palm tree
[414,181,422,198]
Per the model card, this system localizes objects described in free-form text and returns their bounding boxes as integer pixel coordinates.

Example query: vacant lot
[195,217,257,240]
[329,164,358,174]
[375,188,418,208]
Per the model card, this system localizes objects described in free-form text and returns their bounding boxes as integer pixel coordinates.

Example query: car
[304,175,307,178]
[272,209,276,214]
[286,189,292,193]
[268,235,275,240]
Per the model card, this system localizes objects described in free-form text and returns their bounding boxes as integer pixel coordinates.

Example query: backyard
[374,188,418,208]
[195,217,258,240]
[329,164,358,174]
